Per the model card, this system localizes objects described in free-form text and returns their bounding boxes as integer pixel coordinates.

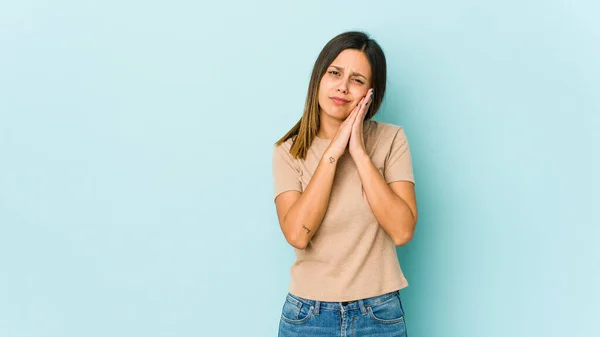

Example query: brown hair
[275,31,387,159]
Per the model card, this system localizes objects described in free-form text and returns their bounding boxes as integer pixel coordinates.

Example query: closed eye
[329,69,365,84]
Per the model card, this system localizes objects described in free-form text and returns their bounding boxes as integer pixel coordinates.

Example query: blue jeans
[278,290,408,337]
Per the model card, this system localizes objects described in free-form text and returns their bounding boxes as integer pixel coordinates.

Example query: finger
[349,97,365,124]
[344,97,363,126]
[364,88,374,107]
[358,89,374,118]
[351,96,364,116]
[343,98,361,122]
[352,91,373,128]
[354,92,370,119]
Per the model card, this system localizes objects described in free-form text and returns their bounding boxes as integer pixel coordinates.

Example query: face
[318,49,372,121]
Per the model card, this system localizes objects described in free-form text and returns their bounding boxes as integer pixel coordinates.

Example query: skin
[317,49,373,141]
[275,49,418,249]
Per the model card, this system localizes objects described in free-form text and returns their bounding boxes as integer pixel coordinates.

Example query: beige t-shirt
[272,120,415,302]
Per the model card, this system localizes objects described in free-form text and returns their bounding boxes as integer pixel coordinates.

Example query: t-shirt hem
[289,281,409,302]
[385,177,415,185]
[274,188,303,202]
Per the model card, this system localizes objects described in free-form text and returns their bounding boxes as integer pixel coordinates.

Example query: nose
[336,80,348,94]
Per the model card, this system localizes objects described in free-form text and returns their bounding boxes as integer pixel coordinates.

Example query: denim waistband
[286,290,400,315]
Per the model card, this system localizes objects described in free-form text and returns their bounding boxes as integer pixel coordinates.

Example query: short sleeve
[384,127,415,185]
[272,143,302,201]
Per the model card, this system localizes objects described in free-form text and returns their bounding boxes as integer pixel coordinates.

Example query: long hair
[275,31,387,159]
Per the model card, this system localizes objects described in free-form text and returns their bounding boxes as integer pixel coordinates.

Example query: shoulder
[272,137,296,159]
[366,120,407,140]
[273,137,295,150]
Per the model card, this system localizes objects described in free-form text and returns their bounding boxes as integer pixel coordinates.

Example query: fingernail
[366,102,369,106]
[370,94,374,99]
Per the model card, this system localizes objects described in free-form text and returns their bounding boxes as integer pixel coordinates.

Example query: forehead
[329,49,372,77]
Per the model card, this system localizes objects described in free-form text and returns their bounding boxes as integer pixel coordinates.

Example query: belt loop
[314,300,320,316]
[358,299,367,315]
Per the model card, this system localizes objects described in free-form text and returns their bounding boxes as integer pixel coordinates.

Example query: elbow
[281,217,309,250]
[393,228,415,246]
[393,216,417,246]
[288,235,308,250]
[285,228,309,250]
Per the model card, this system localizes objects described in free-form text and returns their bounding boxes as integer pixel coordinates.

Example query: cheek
[318,80,335,100]
[316,88,329,108]
[317,87,327,104]
[319,78,334,93]
[350,88,368,100]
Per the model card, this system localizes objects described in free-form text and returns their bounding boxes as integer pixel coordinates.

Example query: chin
[325,105,350,120]
[324,111,347,122]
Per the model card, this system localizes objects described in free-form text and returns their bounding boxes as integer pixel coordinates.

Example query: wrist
[350,148,368,160]
[322,150,342,165]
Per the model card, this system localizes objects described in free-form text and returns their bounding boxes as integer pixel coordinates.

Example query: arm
[275,149,340,250]
[353,152,418,246]
[346,91,417,245]
[274,98,362,250]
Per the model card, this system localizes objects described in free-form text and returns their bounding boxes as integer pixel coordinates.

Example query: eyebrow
[330,65,368,80]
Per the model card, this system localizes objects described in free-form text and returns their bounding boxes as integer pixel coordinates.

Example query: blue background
[1,1,598,336]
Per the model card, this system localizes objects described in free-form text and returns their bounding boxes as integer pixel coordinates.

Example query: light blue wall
[1,1,598,336]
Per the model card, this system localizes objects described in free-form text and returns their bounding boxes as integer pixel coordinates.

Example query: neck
[316,113,343,139]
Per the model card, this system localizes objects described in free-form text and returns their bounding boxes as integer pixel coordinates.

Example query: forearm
[283,150,339,248]
[353,152,416,245]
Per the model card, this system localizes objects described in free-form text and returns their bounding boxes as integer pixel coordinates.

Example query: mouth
[330,97,350,105]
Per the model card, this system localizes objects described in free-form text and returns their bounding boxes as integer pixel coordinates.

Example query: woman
[272,31,418,337]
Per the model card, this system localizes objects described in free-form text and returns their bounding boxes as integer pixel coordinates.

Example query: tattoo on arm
[302,225,311,234]
[329,157,335,163]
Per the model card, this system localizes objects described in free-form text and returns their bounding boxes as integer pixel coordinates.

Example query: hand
[349,88,374,158]
[323,98,363,161]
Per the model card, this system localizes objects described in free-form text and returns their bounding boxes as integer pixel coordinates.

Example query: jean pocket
[280,295,313,325]
[367,295,405,324]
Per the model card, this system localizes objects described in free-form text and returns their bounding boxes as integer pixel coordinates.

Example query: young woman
[272,31,418,337]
